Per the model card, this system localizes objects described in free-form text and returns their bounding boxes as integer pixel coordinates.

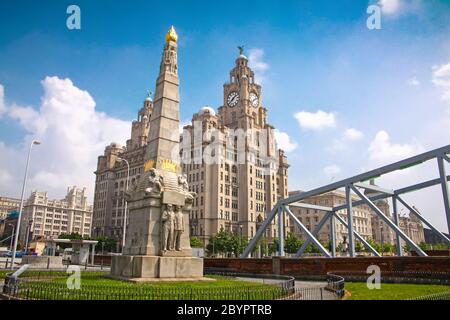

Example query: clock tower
[218,47,268,130]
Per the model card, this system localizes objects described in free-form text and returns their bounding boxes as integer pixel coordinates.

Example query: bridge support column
[392,196,403,257]
[438,155,450,234]
[345,185,356,257]
[330,212,336,258]
[278,206,285,257]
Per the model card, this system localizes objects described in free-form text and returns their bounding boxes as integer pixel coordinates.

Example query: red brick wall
[204,258,273,274]
[93,254,112,266]
[204,257,450,276]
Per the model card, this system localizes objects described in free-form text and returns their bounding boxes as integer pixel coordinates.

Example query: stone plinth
[21,256,64,269]
[123,196,192,256]
[110,255,204,281]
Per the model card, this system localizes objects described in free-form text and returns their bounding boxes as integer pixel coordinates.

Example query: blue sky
[1,0,450,231]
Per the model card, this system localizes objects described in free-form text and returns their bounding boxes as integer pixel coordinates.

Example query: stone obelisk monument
[111,26,203,281]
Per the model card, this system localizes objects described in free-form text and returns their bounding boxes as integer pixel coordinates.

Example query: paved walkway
[236,277,337,300]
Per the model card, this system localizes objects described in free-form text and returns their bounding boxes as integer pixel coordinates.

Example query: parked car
[4,251,23,258]
[0,250,11,257]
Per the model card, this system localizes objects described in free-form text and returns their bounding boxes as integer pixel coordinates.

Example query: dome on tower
[145,90,153,102]
[110,142,123,149]
[237,46,247,60]
[199,106,216,116]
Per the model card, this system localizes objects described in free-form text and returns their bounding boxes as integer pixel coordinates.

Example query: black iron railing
[328,270,450,285]
[2,271,293,300]
[408,291,450,300]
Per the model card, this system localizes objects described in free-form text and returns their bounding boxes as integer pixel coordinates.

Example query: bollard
[5,258,8,269]
[47,257,50,269]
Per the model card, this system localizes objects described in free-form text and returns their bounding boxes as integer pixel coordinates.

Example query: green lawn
[0,270,10,280]
[345,282,450,300]
[45,273,269,288]
[9,272,286,300]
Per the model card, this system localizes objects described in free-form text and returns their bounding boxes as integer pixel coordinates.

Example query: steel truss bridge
[242,145,450,258]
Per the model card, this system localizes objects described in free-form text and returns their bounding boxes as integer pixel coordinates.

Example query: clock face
[249,92,259,107]
[227,91,240,107]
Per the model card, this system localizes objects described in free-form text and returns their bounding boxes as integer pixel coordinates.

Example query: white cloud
[274,130,298,152]
[432,62,450,101]
[294,110,336,130]
[344,128,364,141]
[248,48,269,84]
[0,77,130,200]
[407,77,420,86]
[323,165,341,178]
[327,128,364,152]
[368,130,423,165]
[0,85,6,117]
[179,119,192,134]
[377,0,401,15]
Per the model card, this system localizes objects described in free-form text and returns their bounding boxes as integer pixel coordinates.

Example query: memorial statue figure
[173,205,184,251]
[161,204,175,251]
[145,168,164,195]
[178,174,195,203]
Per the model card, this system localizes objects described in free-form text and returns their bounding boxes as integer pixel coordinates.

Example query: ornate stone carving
[145,168,164,196]
[162,45,178,75]
[161,204,175,252]
[178,173,196,204]
[173,205,184,251]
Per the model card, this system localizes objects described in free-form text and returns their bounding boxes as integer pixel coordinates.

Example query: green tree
[206,229,234,257]
[355,241,363,253]
[268,238,279,255]
[366,238,381,253]
[190,236,203,248]
[57,232,83,249]
[419,242,431,251]
[94,236,117,253]
[285,233,302,254]
[382,243,394,253]
[58,232,83,240]
[434,243,450,250]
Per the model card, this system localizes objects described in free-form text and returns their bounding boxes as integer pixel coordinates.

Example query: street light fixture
[239,224,243,256]
[8,223,15,251]
[117,157,130,254]
[24,219,33,255]
[11,139,40,269]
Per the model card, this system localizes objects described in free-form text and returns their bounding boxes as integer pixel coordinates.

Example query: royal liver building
[92,36,289,250]
[180,49,289,245]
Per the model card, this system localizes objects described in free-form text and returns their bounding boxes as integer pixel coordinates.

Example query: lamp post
[8,224,15,251]
[239,224,243,256]
[24,219,33,254]
[117,157,130,253]
[11,139,40,269]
